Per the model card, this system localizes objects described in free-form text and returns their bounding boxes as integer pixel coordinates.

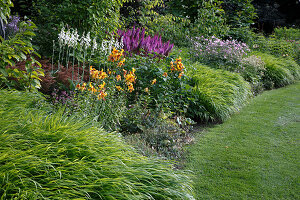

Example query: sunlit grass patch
[0,90,194,199]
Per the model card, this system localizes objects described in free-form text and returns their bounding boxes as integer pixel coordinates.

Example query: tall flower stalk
[55,27,124,85]
[117,27,174,58]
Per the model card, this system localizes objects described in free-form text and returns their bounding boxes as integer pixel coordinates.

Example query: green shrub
[191,0,229,38]
[0,19,44,91]
[0,90,194,199]
[167,0,229,38]
[140,13,191,47]
[252,34,299,63]
[274,27,300,41]
[28,0,127,56]
[0,1,43,92]
[185,63,252,122]
[222,0,257,29]
[0,0,13,24]
[253,52,300,89]
[226,27,256,44]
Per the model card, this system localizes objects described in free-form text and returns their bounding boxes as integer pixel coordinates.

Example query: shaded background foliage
[11,0,127,56]
[252,0,300,33]
[9,0,300,54]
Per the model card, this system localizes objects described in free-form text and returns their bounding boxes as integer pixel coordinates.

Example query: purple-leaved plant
[51,89,75,105]
[117,27,174,58]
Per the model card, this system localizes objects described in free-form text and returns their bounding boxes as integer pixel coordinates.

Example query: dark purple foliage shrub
[117,27,174,58]
[51,89,74,105]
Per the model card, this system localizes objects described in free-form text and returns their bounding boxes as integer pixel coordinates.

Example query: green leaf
[0,69,9,77]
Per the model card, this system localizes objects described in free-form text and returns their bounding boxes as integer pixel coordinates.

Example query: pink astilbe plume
[117,27,174,58]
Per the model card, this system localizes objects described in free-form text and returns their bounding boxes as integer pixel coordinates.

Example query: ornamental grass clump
[0,90,194,199]
[186,63,252,122]
[190,36,250,72]
[117,26,174,58]
[253,52,300,89]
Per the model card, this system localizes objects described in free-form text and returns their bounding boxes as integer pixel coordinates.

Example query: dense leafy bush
[140,14,191,47]
[253,52,300,89]
[191,0,229,38]
[274,27,300,41]
[252,34,299,63]
[226,26,256,44]
[0,17,44,91]
[168,0,229,38]
[186,63,252,122]
[27,0,128,56]
[0,90,194,199]
[222,0,256,29]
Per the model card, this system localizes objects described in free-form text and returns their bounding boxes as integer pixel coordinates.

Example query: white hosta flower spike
[80,32,86,48]
[84,32,91,49]
[70,29,79,48]
[58,27,65,47]
[65,29,71,46]
[92,37,98,51]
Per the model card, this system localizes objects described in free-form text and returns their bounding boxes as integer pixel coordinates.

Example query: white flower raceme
[64,29,71,46]
[58,27,65,47]
[92,37,98,51]
[79,32,86,48]
[100,37,124,55]
[83,32,91,49]
[70,29,79,48]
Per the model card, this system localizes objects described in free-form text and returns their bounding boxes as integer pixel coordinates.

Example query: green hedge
[253,52,300,89]
[186,63,252,122]
[0,90,194,199]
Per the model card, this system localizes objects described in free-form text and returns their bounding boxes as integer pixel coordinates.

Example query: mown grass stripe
[187,82,300,199]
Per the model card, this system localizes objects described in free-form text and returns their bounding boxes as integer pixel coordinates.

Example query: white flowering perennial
[58,28,81,48]
[92,37,98,52]
[82,32,91,50]
[55,27,125,81]
[70,29,79,48]
[100,36,124,56]
[58,27,65,47]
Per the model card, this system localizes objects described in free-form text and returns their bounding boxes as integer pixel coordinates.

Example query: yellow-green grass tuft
[253,52,300,89]
[0,90,194,199]
[186,63,252,122]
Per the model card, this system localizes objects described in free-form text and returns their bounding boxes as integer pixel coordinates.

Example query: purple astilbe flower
[117,27,174,58]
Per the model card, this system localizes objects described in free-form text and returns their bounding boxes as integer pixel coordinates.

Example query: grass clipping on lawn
[0,90,194,199]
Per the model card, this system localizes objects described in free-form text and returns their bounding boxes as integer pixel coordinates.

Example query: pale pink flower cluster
[191,36,250,66]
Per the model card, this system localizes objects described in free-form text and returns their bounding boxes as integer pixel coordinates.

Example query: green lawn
[187,82,300,199]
